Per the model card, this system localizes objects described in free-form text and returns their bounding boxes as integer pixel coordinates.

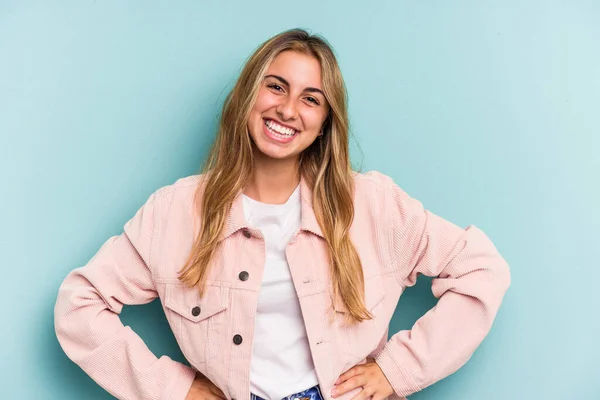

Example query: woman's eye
[306,97,319,105]
[267,83,283,92]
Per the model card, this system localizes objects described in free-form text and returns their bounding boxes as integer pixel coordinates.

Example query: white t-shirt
[242,184,319,399]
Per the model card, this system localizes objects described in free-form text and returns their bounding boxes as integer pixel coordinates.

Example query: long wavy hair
[178,28,370,324]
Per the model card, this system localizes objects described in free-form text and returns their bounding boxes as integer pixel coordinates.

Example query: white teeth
[265,119,296,136]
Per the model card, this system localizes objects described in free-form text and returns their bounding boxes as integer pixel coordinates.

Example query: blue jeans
[250,385,324,400]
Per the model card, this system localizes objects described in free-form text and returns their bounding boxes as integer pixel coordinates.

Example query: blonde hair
[178,28,371,324]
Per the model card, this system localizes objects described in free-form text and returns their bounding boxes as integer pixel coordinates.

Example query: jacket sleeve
[374,175,511,397]
[54,192,196,400]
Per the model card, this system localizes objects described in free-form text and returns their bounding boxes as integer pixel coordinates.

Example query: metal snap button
[239,271,249,281]
[233,334,243,345]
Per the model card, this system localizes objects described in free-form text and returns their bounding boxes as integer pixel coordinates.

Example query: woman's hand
[331,358,395,400]
[185,371,227,400]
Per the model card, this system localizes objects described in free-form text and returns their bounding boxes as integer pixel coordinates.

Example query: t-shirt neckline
[242,184,301,215]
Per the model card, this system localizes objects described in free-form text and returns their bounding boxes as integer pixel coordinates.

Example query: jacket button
[242,229,252,238]
[238,271,249,281]
[191,306,201,317]
[233,334,243,345]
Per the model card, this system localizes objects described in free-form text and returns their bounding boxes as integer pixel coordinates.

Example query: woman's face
[247,50,330,162]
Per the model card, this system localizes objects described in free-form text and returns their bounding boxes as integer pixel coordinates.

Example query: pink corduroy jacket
[54,170,510,400]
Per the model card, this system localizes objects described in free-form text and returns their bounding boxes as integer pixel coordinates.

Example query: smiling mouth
[264,118,299,137]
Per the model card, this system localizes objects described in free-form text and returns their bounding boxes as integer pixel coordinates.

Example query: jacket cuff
[164,362,196,400]
[375,344,421,397]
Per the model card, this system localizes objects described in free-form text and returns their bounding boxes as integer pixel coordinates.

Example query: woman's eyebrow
[265,74,325,97]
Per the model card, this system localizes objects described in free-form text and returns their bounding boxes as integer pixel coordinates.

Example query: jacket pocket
[163,282,229,364]
[332,274,388,362]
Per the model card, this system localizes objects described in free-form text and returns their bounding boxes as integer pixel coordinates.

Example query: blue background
[1,1,598,398]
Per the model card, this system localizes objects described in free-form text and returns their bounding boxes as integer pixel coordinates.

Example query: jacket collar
[218,175,324,242]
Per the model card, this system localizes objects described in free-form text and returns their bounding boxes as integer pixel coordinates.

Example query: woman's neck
[243,156,301,205]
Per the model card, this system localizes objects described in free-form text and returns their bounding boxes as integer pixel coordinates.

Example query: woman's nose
[276,97,298,121]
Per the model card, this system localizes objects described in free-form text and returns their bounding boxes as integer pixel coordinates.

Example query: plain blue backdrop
[1,1,598,399]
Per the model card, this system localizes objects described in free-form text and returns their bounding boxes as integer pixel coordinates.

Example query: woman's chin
[253,141,299,161]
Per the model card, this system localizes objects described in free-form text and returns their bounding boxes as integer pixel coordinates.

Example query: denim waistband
[250,384,324,400]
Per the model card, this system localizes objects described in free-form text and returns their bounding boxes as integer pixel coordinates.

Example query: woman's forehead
[267,51,323,90]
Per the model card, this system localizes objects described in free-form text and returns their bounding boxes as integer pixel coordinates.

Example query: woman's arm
[54,192,196,400]
[374,174,511,397]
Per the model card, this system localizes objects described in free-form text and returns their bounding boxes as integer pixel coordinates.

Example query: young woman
[54,29,510,400]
